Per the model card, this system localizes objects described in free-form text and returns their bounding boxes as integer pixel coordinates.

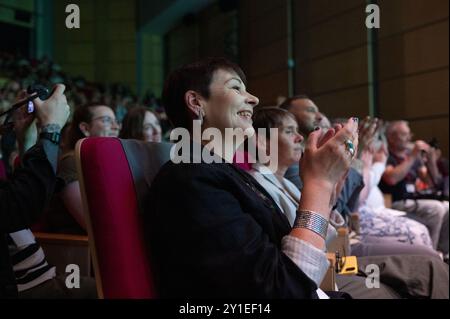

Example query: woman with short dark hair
[145,57,358,298]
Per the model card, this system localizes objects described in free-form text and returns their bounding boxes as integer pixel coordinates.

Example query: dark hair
[119,106,155,140]
[66,103,99,150]
[278,94,310,111]
[252,107,296,139]
[162,57,246,130]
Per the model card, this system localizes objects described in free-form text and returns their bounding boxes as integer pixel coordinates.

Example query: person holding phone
[380,120,449,260]
[0,84,70,298]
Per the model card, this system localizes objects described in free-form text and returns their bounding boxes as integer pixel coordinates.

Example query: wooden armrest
[327,227,351,257]
[34,232,88,246]
[320,253,337,291]
[326,252,336,264]
[349,213,360,234]
[33,232,91,277]
[337,227,349,237]
[383,193,392,208]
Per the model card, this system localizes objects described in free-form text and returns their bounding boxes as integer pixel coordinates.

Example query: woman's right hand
[300,117,359,194]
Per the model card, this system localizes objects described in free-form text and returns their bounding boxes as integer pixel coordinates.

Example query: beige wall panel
[167,24,199,70]
[409,118,449,157]
[106,42,136,62]
[248,71,289,106]
[244,0,285,23]
[248,6,287,49]
[105,62,136,82]
[379,20,449,80]
[295,7,366,63]
[105,21,136,41]
[61,22,95,43]
[107,0,135,20]
[249,38,287,78]
[66,43,94,64]
[79,0,95,21]
[53,43,68,64]
[379,69,449,119]
[296,46,368,94]
[53,0,137,90]
[294,0,365,31]
[312,86,370,119]
[62,64,95,81]
[379,0,449,38]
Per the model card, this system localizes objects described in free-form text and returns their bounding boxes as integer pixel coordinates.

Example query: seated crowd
[0,55,448,299]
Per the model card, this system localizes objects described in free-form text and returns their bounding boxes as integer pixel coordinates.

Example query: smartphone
[27,101,34,113]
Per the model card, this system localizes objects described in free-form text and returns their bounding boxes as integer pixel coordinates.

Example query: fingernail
[314,127,320,131]
[353,117,359,123]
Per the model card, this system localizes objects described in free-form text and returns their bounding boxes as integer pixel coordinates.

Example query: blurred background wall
[0,0,447,155]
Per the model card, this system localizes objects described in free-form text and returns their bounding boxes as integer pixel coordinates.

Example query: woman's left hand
[300,117,359,194]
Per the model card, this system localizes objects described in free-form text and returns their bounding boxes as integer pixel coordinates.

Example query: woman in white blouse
[249,107,345,245]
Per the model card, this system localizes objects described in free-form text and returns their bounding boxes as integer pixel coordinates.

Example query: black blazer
[145,160,318,298]
[0,142,57,298]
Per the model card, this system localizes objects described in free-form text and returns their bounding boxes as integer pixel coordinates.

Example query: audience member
[145,57,359,298]
[280,96,442,258]
[380,121,449,257]
[119,106,162,142]
[45,103,119,234]
[249,107,447,298]
[0,84,70,297]
[357,134,434,249]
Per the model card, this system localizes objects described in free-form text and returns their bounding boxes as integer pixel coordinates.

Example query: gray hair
[386,120,409,137]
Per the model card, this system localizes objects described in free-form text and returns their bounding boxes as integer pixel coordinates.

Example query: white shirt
[365,162,387,209]
[363,162,406,217]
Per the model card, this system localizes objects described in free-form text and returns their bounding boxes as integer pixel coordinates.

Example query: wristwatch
[293,210,329,240]
[39,131,61,145]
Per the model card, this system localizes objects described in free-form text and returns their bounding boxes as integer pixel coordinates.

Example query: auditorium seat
[0,159,6,181]
[33,232,91,276]
[75,137,172,298]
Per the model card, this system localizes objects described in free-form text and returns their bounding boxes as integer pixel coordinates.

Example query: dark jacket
[0,142,57,298]
[145,160,318,298]
[334,167,364,217]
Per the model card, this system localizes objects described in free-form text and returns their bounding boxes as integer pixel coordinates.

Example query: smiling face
[82,105,120,137]
[201,69,259,133]
[288,98,323,135]
[142,111,162,142]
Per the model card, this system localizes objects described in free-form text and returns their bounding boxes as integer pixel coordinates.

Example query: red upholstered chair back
[75,137,172,298]
[0,159,7,181]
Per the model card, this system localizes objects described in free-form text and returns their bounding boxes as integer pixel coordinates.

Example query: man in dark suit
[279,95,364,217]
[0,84,69,298]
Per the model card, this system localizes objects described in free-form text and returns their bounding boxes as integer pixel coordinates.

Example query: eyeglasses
[91,116,120,127]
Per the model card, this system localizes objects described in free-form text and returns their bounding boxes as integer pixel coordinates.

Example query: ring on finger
[344,138,355,157]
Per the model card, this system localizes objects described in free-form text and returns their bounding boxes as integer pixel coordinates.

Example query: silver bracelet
[293,210,329,240]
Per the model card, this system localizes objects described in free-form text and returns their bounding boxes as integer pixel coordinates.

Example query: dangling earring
[198,109,204,126]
